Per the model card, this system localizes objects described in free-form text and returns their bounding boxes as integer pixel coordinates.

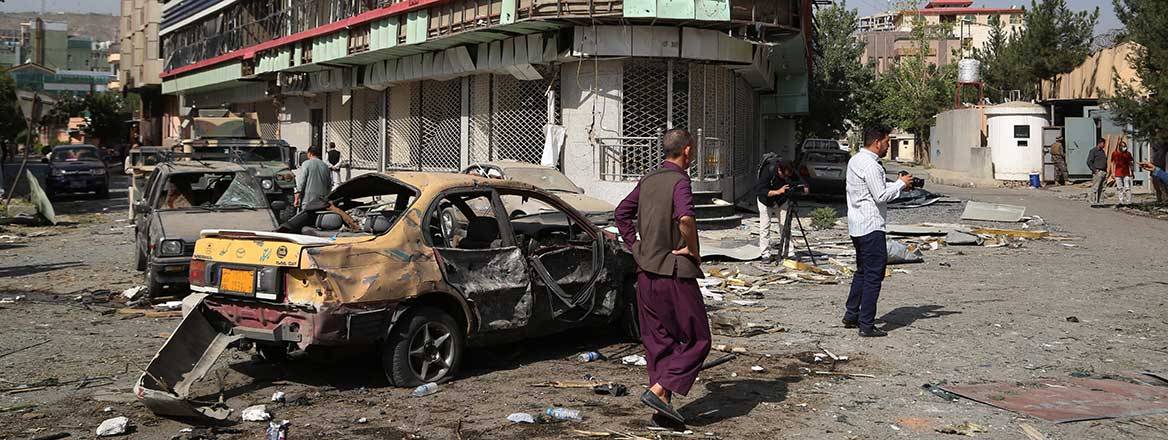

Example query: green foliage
[41,92,131,146]
[0,74,27,144]
[804,1,874,139]
[972,16,1029,102]
[810,207,839,230]
[1107,0,1168,143]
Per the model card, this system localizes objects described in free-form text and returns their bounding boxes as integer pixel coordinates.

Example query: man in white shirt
[843,127,914,337]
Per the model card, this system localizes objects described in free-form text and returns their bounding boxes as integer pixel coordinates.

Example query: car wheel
[144,267,164,298]
[382,306,464,387]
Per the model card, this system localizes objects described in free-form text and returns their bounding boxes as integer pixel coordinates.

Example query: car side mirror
[270,200,288,211]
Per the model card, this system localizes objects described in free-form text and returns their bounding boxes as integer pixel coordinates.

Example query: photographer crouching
[843,127,915,337]
[754,156,809,260]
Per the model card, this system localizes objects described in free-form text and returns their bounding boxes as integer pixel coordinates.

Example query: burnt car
[133,161,282,297]
[463,160,615,223]
[43,144,110,199]
[135,172,636,421]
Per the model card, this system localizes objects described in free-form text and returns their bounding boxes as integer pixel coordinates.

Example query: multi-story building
[118,0,167,145]
[859,0,1024,76]
[156,0,814,204]
[4,20,117,96]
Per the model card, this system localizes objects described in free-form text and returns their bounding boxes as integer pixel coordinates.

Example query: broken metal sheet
[134,299,241,423]
[944,230,984,246]
[961,201,1027,222]
[25,170,56,225]
[708,311,781,337]
[438,247,532,331]
[889,189,949,210]
[699,236,763,261]
[886,224,952,236]
[971,227,1050,239]
[941,377,1168,423]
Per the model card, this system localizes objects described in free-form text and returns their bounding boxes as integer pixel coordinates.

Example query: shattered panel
[942,377,1168,423]
[436,247,532,331]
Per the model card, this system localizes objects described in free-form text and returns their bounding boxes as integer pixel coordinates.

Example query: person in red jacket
[1112,140,1134,206]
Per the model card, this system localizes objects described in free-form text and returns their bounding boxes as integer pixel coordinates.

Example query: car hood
[156,209,276,243]
[553,192,616,214]
[52,160,104,171]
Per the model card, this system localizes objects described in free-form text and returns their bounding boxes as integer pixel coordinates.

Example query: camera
[789,183,807,194]
[898,171,925,189]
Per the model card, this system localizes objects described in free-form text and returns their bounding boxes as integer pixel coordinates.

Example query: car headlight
[51,168,64,177]
[91,167,106,175]
[260,178,274,190]
[158,239,184,257]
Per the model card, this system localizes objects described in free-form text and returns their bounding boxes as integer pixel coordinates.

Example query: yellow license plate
[220,268,255,294]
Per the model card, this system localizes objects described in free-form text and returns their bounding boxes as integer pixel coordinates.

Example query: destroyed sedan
[136,172,636,421]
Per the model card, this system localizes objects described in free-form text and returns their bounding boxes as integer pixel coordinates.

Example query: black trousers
[844,231,887,331]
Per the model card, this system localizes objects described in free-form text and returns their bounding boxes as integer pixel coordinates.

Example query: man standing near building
[614,128,711,427]
[1050,135,1069,185]
[1087,138,1109,206]
[326,142,343,189]
[294,145,332,212]
[1112,140,1134,206]
[754,158,809,259]
[843,127,913,338]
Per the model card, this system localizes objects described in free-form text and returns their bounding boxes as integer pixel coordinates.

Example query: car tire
[256,343,290,362]
[619,287,641,341]
[382,306,464,388]
[144,267,164,298]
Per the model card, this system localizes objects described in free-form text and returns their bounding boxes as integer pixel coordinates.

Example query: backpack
[757,152,782,178]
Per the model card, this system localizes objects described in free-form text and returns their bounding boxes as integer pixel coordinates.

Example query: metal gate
[386,81,421,170]
[733,76,755,176]
[491,69,559,164]
[419,78,462,171]
[325,91,350,163]
[349,88,384,170]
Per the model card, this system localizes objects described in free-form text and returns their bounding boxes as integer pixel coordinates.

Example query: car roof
[157,160,248,173]
[52,144,97,150]
[355,171,545,194]
[467,160,553,170]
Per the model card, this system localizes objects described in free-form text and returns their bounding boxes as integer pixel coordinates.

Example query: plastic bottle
[411,382,439,397]
[265,420,289,440]
[545,407,582,422]
[576,351,601,362]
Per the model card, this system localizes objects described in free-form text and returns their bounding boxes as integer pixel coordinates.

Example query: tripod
[775,197,819,266]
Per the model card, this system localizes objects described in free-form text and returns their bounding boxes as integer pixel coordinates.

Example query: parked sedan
[463,160,615,221]
[43,145,110,199]
[797,143,850,196]
[135,172,637,422]
[133,160,281,297]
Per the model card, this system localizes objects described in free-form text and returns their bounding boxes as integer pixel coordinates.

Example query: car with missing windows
[43,144,111,199]
[134,171,637,422]
[133,161,282,298]
[463,160,615,223]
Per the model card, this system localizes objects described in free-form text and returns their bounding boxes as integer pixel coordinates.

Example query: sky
[850,0,1120,34]
[0,0,119,14]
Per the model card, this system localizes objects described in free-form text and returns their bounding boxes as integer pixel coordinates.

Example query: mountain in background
[0,12,119,43]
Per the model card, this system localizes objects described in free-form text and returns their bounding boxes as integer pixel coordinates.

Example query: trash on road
[750,365,765,372]
[121,286,146,301]
[96,416,129,437]
[576,351,602,362]
[923,383,961,402]
[241,404,271,422]
[940,376,1168,422]
[936,421,987,436]
[621,355,647,366]
[411,382,440,397]
[886,240,924,264]
[592,383,628,396]
[544,407,582,422]
[153,301,183,311]
[970,227,1049,240]
[1066,316,1080,323]
[962,201,1026,222]
[266,420,289,440]
[507,412,535,424]
[713,344,748,354]
[709,311,782,337]
[944,230,983,246]
[271,391,285,402]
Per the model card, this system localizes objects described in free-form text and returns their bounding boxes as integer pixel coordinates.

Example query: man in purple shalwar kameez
[614,129,712,426]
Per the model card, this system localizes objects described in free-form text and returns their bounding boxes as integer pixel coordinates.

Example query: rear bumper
[202,297,399,349]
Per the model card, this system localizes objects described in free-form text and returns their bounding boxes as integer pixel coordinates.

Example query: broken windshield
[157,171,267,210]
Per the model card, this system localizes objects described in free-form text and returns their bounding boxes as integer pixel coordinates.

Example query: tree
[803,1,874,139]
[1108,0,1168,144]
[971,15,1028,102]
[1017,0,1098,99]
[873,14,956,165]
[40,92,131,146]
[0,74,26,145]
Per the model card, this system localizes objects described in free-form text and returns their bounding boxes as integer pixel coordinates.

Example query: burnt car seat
[366,212,394,234]
[458,217,500,249]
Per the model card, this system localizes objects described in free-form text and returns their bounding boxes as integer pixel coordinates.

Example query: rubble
[507,412,535,424]
[620,355,647,366]
[241,404,271,422]
[936,421,988,436]
[961,201,1026,222]
[95,416,129,437]
[709,311,783,337]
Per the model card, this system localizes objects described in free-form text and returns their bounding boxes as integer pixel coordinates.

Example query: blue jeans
[844,231,887,331]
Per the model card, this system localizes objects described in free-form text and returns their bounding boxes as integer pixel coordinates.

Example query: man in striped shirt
[843,127,914,337]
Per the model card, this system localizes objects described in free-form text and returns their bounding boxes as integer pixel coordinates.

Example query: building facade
[859,0,1023,76]
[118,0,168,145]
[3,20,117,96]
[156,0,812,204]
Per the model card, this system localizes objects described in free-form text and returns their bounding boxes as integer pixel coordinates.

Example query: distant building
[117,0,167,145]
[2,19,116,96]
[858,0,1024,76]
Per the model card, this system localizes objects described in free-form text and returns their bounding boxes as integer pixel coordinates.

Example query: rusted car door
[427,189,533,333]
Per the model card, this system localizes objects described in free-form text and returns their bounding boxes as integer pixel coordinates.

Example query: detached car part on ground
[135,172,637,423]
[133,161,281,298]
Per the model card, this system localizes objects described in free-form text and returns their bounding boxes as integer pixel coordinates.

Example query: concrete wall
[560,59,636,205]
[969,147,993,180]
[279,96,315,151]
[931,108,982,173]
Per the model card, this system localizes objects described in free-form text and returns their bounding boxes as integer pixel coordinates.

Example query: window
[1009,14,1021,24]
[427,192,505,249]
[1014,124,1030,147]
[963,15,976,24]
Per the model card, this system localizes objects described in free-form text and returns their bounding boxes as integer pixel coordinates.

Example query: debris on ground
[970,227,1049,240]
[544,407,582,422]
[592,383,628,396]
[0,295,24,304]
[713,344,748,354]
[507,412,535,424]
[153,300,183,311]
[1066,316,1080,323]
[923,383,961,402]
[265,420,289,440]
[941,376,1168,422]
[751,365,766,372]
[620,355,647,366]
[1019,423,1048,440]
[887,240,924,264]
[121,286,146,302]
[241,404,271,422]
[944,230,983,246]
[709,311,783,337]
[271,391,285,402]
[95,416,129,437]
[411,382,439,397]
[962,201,1026,222]
[936,421,988,436]
[576,351,602,362]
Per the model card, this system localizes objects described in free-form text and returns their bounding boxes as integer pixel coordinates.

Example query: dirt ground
[2,173,1168,440]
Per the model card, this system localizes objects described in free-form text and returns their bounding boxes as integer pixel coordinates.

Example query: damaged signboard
[134,172,638,422]
[940,376,1168,423]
